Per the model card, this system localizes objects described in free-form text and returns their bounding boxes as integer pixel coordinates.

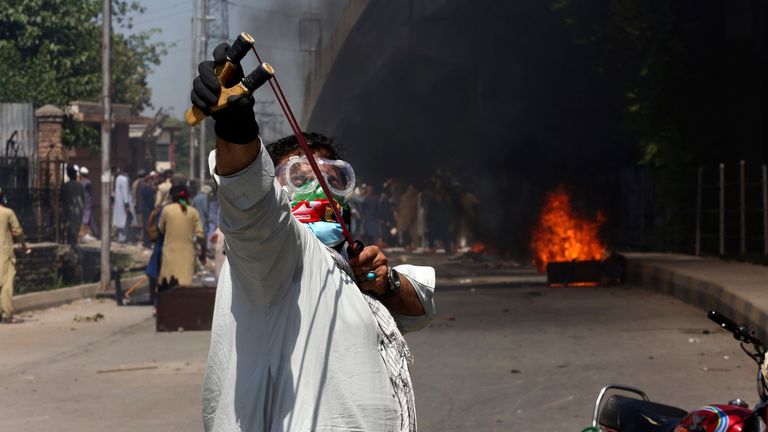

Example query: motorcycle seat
[599,394,687,432]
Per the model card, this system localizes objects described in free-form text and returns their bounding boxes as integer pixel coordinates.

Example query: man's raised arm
[190,42,305,307]
[215,137,260,176]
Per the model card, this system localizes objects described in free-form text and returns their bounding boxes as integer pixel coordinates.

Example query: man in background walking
[155,169,173,208]
[158,185,205,287]
[62,164,84,245]
[192,183,212,244]
[137,171,157,248]
[0,187,28,324]
[112,166,136,243]
[79,166,98,240]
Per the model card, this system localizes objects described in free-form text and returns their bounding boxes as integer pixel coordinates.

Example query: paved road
[1,299,208,431]
[0,265,758,431]
[409,283,756,431]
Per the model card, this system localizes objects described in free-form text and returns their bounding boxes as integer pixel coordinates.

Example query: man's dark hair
[67,164,78,181]
[265,132,342,166]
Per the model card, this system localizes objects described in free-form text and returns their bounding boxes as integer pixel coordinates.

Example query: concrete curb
[13,275,147,313]
[625,254,768,343]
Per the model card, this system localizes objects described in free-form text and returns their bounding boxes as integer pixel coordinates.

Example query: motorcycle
[583,309,768,432]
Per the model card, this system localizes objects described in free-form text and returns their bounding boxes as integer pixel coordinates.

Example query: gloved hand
[190,42,259,144]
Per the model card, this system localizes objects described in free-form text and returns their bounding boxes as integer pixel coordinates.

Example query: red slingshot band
[250,46,357,253]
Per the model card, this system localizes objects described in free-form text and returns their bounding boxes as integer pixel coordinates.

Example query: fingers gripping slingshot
[185,33,363,257]
[185,33,274,126]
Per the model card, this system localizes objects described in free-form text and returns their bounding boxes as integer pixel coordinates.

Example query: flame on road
[531,186,606,272]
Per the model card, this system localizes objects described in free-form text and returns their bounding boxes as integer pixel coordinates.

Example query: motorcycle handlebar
[708,309,764,348]
[708,310,741,333]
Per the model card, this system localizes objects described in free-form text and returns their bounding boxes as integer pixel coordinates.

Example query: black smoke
[307,0,637,257]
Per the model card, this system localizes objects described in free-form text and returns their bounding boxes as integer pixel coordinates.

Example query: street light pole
[189,0,198,181]
[99,0,112,292]
[199,0,208,183]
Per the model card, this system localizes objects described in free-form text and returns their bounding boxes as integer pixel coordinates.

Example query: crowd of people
[350,169,480,253]
[61,166,215,245]
[58,164,217,303]
[1,156,474,324]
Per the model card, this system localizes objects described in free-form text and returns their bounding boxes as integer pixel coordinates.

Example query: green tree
[0,0,167,149]
[551,1,720,169]
[168,117,191,176]
[158,116,216,181]
[551,1,725,250]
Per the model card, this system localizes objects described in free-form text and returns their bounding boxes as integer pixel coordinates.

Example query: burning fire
[470,242,486,254]
[531,186,606,272]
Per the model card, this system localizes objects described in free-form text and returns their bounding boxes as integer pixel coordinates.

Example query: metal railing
[694,161,768,256]
[3,187,63,243]
[1,154,68,243]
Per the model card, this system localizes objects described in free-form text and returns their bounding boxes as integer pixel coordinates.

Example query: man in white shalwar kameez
[112,167,136,243]
[192,43,436,432]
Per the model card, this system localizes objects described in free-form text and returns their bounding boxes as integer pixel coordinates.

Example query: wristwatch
[376,267,401,300]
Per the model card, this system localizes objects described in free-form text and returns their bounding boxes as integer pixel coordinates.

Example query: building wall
[0,103,36,160]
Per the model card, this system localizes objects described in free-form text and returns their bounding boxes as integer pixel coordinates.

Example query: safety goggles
[276,156,356,202]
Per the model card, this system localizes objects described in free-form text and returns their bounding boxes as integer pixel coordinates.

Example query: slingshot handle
[185,63,274,126]
[184,32,257,126]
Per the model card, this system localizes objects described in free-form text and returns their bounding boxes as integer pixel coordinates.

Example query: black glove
[190,42,259,145]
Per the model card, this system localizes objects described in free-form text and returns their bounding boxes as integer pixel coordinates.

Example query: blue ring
[365,271,376,281]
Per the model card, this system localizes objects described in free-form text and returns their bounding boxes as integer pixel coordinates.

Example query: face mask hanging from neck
[305,221,344,247]
[288,185,351,247]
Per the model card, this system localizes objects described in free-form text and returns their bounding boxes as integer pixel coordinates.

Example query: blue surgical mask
[305,221,345,247]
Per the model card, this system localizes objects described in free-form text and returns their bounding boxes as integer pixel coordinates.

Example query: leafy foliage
[169,117,216,179]
[551,1,728,251]
[551,1,720,169]
[61,115,100,152]
[0,0,167,148]
[165,116,191,175]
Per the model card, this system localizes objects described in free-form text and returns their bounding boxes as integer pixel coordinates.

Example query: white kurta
[112,173,136,228]
[203,144,435,432]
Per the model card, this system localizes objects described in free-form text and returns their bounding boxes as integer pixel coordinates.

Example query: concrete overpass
[302,0,631,182]
[300,0,635,253]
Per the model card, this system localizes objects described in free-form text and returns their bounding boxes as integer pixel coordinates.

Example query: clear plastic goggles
[276,156,356,202]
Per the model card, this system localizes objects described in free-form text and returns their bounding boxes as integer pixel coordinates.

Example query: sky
[127,0,346,140]
[127,0,198,118]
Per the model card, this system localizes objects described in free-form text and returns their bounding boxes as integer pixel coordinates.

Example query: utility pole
[197,0,228,182]
[99,0,112,292]
[189,0,198,181]
[199,0,208,183]
[205,0,229,47]
[720,163,725,256]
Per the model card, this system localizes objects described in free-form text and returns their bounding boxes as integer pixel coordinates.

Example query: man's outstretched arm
[192,42,304,307]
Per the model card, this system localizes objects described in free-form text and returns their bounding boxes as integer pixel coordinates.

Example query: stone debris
[73,313,105,323]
